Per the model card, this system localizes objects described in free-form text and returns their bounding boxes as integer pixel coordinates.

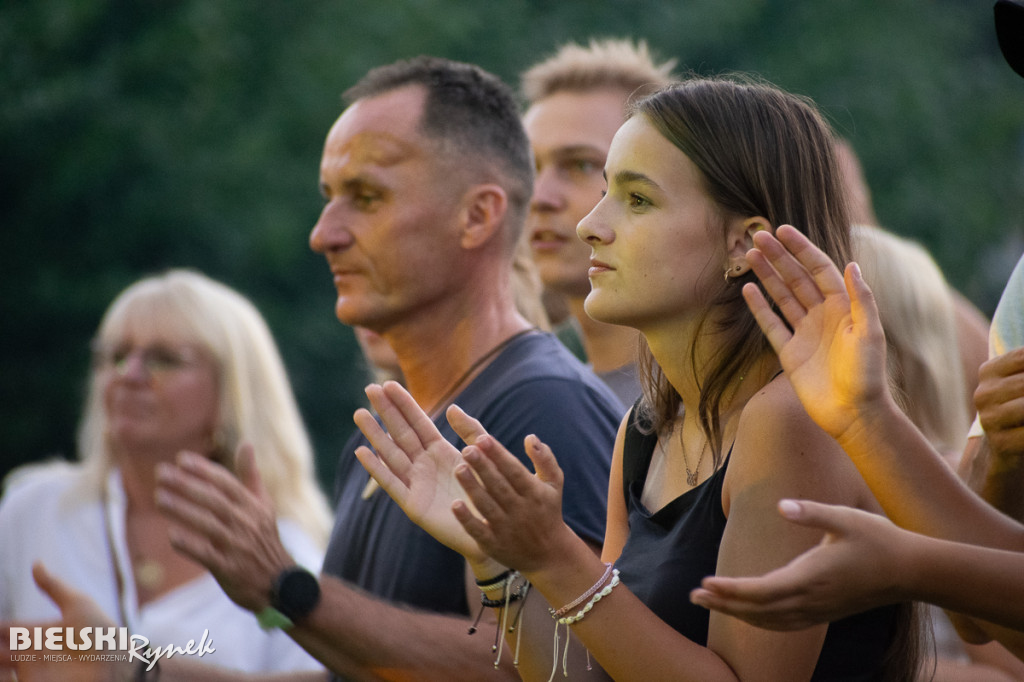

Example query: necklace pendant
[686,470,697,486]
[135,559,165,590]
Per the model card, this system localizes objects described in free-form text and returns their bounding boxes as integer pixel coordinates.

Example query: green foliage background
[3,0,1023,490]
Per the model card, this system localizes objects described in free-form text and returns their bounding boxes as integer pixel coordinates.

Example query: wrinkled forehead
[321,90,430,173]
[320,128,421,176]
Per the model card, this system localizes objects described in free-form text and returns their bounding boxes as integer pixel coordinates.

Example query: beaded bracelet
[481,589,524,608]
[476,569,514,595]
[467,571,532,670]
[469,571,526,633]
[549,562,614,619]
[557,571,620,625]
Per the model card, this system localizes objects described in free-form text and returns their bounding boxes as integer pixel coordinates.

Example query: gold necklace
[680,433,708,487]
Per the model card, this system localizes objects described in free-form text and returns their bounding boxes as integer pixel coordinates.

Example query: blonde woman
[0,269,330,674]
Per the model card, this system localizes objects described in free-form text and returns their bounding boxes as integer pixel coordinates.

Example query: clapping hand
[453,432,579,577]
[155,444,295,614]
[354,381,493,564]
[355,381,579,576]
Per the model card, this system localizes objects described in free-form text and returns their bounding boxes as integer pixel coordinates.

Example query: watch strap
[256,605,295,631]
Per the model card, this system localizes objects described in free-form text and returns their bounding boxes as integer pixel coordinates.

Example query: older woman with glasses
[0,269,331,675]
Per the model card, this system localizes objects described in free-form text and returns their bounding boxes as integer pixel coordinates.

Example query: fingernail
[177,451,199,468]
[850,262,862,280]
[778,499,802,518]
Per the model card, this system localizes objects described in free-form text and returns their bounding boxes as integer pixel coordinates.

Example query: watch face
[275,567,321,620]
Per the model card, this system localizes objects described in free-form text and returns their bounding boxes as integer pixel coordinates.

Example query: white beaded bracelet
[557,570,620,625]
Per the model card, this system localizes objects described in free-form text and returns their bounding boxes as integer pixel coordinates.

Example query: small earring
[724,264,744,282]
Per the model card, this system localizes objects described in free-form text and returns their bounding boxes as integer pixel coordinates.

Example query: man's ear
[459,184,508,250]
[725,216,773,275]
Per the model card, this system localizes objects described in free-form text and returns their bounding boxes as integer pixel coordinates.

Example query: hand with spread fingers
[742,225,890,442]
[353,381,497,566]
[354,380,582,576]
[689,500,902,632]
[155,444,296,614]
[452,432,582,577]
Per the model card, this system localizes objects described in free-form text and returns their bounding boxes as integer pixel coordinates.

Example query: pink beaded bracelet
[557,570,620,625]
[550,562,615,619]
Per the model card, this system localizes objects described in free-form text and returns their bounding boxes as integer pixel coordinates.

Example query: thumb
[235,442,269,503]
[776,499,852,537]
[447,404,490,446]
[31,562,82,612]
[524,434,563,488]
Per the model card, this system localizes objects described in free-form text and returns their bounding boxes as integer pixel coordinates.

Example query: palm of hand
[398,435,485,560]
[354,384,488,563]
[779,288,886,440]
[788,511,896,622]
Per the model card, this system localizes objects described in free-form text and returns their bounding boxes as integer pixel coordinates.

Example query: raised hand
[689,500,902,631]
[0,563,132,682]
[743,225,890,440]
[354,381,492,563]
[452,433,581,576]
[155,444,295,613]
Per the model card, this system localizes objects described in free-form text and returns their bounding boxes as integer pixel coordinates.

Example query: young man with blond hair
[521,39,676,405]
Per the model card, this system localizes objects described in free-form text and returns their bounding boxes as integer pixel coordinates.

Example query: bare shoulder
[726,375,870,509]
[737,374,824,451]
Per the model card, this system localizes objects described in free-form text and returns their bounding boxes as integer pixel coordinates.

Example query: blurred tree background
[2,0,1023,491]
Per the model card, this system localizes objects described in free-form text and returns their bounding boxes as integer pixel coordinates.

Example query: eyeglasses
[92,343,205,379]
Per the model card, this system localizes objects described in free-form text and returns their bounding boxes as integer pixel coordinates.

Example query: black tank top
[615,406,902,680]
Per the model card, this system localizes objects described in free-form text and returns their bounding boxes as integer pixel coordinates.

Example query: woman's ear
[459,184,508,250]
[725,216,773,276]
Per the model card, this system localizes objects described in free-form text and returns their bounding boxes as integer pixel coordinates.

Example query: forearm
[906,532,1024,633]
[286,574,518,682]
[960,435,1024,524]
[836,398,1023,547]
[468,552,610,682]
[483,577,608,682]
[523,538,733,682]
